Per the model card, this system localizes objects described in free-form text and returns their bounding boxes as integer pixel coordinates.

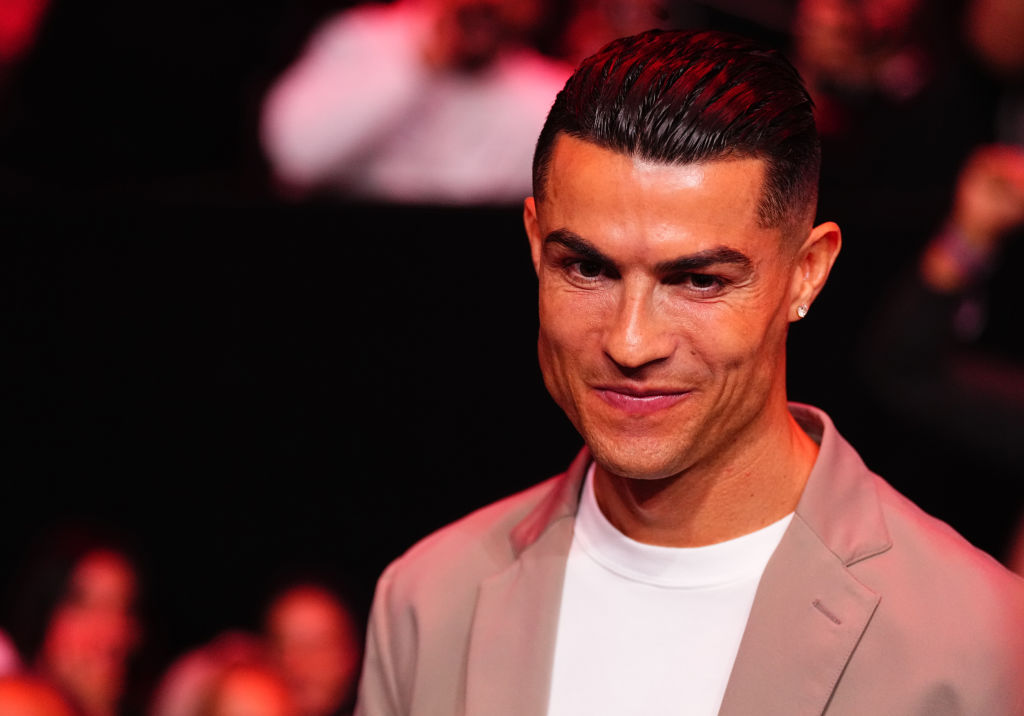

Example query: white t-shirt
[547,465,792,716]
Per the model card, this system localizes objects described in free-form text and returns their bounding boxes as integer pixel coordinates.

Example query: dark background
[1,197,582,658]
[0,0,591,666]
[1,0,1020,682]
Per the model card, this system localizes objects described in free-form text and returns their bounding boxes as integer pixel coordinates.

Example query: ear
[523,196,543,277]
[788,221,841,322]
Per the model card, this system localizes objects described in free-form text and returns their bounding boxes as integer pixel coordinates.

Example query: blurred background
[1,0,1022,714]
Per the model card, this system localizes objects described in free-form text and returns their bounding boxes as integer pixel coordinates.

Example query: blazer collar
[468,405,893,716]
[509,447,590,556]
[789,403,892,565]
[719,404,892,715]
[464,449,589,716]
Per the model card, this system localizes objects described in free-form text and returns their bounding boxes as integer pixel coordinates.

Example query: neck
[592,405,818,547]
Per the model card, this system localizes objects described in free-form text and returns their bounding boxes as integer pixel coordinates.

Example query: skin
[922,144,1024,292]
[266,586,360,716]
[39,550,139,716]
[524,134,841,547]
[208,666,297,716]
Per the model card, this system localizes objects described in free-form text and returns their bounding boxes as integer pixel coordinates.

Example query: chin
[587,435,690,481]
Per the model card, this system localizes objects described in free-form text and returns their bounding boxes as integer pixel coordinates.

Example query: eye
[561,258,609,284]
[665,272,728,296]
[575,261,603,278]
[686,274,719,290]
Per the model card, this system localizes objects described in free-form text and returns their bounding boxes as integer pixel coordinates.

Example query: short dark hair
[533,30,820,236]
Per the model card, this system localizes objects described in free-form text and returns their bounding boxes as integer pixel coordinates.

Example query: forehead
[71,550,136,599]
[540,135,777,257]
[270,589,346,631]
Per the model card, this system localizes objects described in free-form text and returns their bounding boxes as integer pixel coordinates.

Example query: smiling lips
[595,386,690,416]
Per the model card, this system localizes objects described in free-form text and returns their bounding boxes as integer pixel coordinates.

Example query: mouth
[593,385,690,416]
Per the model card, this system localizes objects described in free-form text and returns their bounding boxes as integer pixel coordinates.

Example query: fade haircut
[532,29,820,238]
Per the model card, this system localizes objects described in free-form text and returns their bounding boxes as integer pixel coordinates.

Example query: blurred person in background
[265,584,361,716]
[789,0,997,261]
[7,529,143,716]
[151,580,360,716]
[967,0,1024,147]
[149,632,266,716]
[778,0,1016,466]
[0,629,22,675]
[864,144,1024,568]
[793,0,938,125]
[205,663,297,716]
[856,0,1024,565]
[0,675,75,716]
[557,0,668,66]
[261,0,570,204]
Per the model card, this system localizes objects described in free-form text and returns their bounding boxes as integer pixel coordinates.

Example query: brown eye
[665,272,727,296]
[688,274,717,289]
[577,261,603,278]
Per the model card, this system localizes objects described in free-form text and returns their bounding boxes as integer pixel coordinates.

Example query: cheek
[537,289,605,372]
[45,611,80,654]
[536,289,603,420]
[682,303,787,375]
[536,322,570,410]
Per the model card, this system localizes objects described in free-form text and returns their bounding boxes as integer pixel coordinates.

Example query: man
[355,30,1024,715]
[261,0,569,204]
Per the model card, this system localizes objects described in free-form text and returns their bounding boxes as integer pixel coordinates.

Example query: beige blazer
[355,405,1024,715]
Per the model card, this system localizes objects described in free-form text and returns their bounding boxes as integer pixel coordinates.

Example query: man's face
[525,136,809,481]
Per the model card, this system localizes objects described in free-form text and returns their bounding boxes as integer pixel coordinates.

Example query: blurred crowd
[1,0,1023,713]
[1,528,362,716]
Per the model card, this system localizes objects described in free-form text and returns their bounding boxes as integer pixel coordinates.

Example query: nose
[603,284,674,371]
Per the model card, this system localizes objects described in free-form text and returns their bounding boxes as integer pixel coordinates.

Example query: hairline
[533,131,814,246]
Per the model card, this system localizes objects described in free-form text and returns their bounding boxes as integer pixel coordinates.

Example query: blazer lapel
[717,516,880,716]
[720,406,891,715]
[464,450,589,716]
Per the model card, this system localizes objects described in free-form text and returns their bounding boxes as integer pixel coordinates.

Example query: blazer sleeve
[354,562,411,716]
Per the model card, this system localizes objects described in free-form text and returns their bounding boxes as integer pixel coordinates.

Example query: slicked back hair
[532,30,820,239]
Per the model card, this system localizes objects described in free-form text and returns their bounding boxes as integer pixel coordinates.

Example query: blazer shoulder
[872,473,1020,589]
[840,475,1024,708]
[865,474,1024,651]
[378,474,568,603]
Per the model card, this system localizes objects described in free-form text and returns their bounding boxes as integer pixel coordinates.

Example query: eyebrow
[544,228,753,274]
[654,247,752,274]
[544,229,611,265]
